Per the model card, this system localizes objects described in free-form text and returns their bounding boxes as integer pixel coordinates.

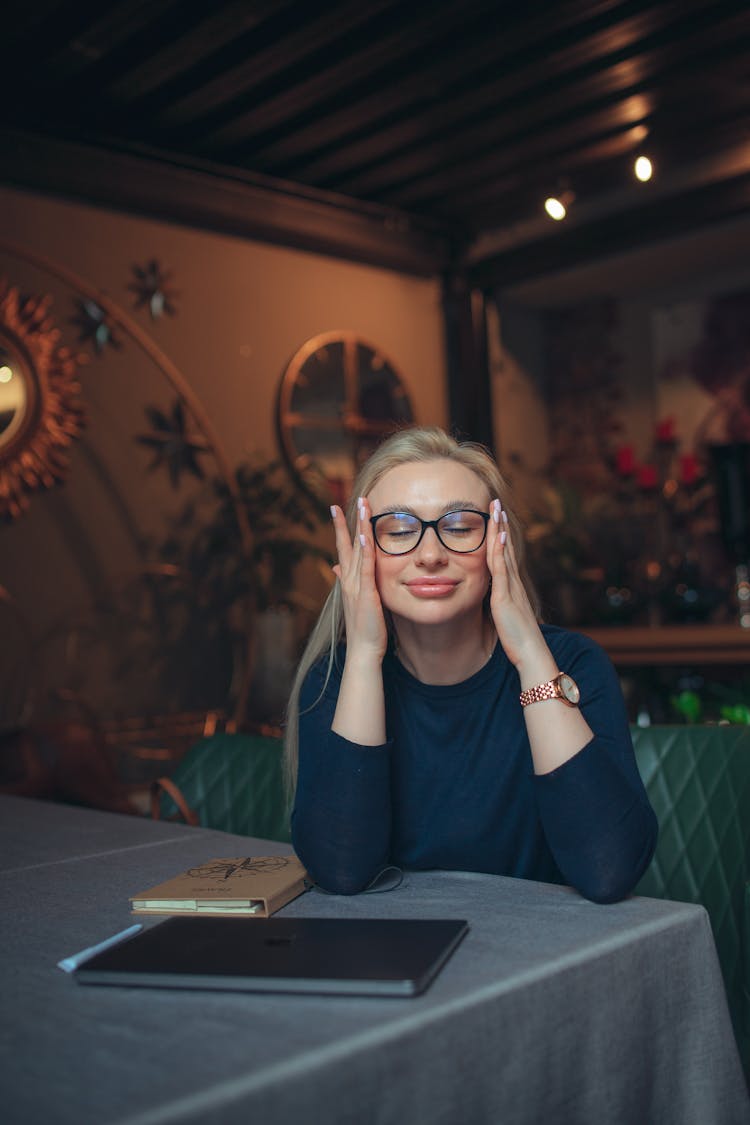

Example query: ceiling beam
[465,148,750,288]
[0,129,452,277]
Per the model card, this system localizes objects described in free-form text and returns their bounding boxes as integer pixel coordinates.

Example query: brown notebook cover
[130,856,307,918]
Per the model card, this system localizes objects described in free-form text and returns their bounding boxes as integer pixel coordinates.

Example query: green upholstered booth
[151,732,290,843]
[631,723,750,1070]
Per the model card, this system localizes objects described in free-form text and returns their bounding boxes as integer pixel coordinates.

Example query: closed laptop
[74,916,469,997]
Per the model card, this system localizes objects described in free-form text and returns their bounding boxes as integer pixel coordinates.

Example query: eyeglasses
[369,509,490,555]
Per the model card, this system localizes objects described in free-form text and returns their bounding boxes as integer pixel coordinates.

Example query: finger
[357,496,376,568]
[486,498,500,572]
[330,504,355,573]
[488,499,509,579]
[501,509,522,581]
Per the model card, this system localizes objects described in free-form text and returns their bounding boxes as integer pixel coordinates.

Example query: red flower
[637,464,658,490]
[680,453,700,486]
[615,445,635,475]
[655,417,677,444]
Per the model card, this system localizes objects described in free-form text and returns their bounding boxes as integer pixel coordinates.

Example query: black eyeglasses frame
[369,509,491,556]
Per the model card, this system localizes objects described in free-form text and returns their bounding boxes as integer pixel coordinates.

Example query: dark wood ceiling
[3,0,750,281]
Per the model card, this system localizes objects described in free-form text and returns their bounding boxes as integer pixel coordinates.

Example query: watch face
[559,674,580,704]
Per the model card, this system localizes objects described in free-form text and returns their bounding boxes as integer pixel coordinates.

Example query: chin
[387,593,482,627]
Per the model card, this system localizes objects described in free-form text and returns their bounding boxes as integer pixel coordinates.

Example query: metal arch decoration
[0,280,86,520]
[0,238,254,722]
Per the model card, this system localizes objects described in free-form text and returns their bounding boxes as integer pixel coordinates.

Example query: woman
[285,427,657,903]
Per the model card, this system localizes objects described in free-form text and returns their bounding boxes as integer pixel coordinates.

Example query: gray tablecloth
[1,793,747,1125]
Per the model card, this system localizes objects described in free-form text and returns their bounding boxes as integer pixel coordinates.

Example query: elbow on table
[573,848,655,904]
[291,812,390,896]
[292,832,380,896]
[308,869,374,896]
[577,877,633,905]
[570,806,659,905]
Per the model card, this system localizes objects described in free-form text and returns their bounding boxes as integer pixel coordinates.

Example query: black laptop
[74,916,469,997]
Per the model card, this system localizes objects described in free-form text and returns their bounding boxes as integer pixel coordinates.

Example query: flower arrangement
[612,416,714,552]
[525,416,722,626]
[608,416,722,623]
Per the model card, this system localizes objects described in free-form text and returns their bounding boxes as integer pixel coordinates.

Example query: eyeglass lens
[373,510,488,554]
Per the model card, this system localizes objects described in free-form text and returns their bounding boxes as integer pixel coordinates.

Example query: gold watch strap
[519,679,560,707]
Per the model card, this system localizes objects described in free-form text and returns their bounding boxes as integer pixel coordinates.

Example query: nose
[414,525,448,566]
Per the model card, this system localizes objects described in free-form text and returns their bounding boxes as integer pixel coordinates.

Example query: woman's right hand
[331,498,388,661]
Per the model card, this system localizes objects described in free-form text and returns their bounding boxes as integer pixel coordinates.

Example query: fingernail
[357,496,365,510]
[330,505,337,519]
[359,533,366,547]
[500,530,507,545]
[502,509,509,525]
[492,499,501,523]
[359,504,365,522]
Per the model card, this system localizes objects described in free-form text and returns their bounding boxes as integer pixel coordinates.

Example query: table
[1,794,748,1125]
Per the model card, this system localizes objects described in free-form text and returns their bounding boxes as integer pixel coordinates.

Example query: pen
[57,924,143,973]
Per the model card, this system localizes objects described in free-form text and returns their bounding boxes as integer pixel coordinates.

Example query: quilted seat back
[632,723,750,1035]
[154,732,290,843]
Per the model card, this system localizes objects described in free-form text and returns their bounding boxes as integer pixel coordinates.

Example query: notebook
[74,915,469,997]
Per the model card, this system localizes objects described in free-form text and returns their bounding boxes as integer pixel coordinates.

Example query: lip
[404,579,459,598]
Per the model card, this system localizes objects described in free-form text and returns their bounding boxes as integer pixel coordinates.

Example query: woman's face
[367,458,491,629]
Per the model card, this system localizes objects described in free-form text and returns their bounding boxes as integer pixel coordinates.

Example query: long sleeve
[292,656,393,894]
[532,630,658,903]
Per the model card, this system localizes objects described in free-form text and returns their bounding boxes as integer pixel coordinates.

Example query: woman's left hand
[486,499,548,671]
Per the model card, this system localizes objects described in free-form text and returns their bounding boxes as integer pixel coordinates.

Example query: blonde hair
[283,426,538,794]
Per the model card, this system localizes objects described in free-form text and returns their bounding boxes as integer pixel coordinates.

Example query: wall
[0,184,447,720]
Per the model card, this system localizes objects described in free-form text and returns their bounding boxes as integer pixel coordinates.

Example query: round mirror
[0,281,85,520]
[0,334,32,450]
[277,331,414,505]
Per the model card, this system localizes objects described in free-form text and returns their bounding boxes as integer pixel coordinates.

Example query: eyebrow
[374,499,483,516]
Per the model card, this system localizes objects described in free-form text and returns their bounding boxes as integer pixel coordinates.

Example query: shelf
[581,624,750,666]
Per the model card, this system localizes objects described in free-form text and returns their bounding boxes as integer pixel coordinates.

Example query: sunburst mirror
[0,280,86,520]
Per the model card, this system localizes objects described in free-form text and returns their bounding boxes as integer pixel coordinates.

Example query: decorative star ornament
[136,399,209,487]
[70,298,122,353]
[128,260,179,319]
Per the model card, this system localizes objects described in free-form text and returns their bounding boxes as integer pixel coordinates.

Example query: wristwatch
[519,672,580,708]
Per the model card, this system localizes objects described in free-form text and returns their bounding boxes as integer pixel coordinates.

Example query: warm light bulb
[0,366,13,383]
[544,196,567,221]
[634,155,653,182]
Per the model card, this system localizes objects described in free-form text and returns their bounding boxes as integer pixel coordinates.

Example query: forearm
[516,638,594,775]
[535,738,658,903]
[331,649,386,745]
[292,731,391,893]
[521,625,656,895]
[294,660,391,893]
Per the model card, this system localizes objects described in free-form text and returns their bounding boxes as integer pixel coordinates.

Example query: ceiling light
[544,196,567,220]
[634,154,653,182]
[546,182,575,219]
[544,187,575,221]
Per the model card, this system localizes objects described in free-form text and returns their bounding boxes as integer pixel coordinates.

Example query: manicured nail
[500,530,507,545]
[492,499,501,523]
[330,505,337,519]
[357,495,365,510]
[359,533,366,547]
[501,509,509,525]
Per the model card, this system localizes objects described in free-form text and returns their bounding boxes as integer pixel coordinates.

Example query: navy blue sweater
[292,625,658,903]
